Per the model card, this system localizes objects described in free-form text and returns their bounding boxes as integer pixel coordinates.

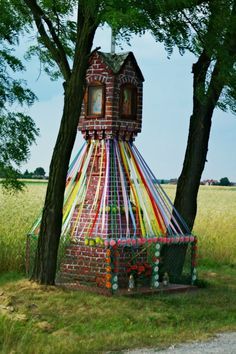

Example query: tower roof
[97,51,145,82]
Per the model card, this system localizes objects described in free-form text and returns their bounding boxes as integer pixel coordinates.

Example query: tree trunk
[174,58,224,230]
[160,52,224,279]
[174,107,214,230]
[31,14,97,284]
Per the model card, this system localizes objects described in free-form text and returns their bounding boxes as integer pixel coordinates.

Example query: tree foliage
[0,0,39,190]
[219,177,231,186]
[34,167,46,176]
[148,0,236,114]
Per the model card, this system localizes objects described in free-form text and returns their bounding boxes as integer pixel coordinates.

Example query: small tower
[78,51,144,141]
[60,52,147,289]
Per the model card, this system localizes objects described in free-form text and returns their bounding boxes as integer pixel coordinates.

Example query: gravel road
[123,332,236,354]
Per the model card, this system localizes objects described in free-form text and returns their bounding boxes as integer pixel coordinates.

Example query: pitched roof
[97,51,144,81]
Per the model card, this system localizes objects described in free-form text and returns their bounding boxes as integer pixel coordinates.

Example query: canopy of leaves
[24,0,78,80]
[219,177,231,186]
[0,0,39,190]
[34,167,46,176]
[103,0,235,115]
[144,0,236,114]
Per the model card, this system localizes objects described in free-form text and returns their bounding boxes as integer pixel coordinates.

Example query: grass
[0,266,235,353]
[194,186,236,265]
[0,183,46,273]
[163,185,236,266]
[0,183,236,352]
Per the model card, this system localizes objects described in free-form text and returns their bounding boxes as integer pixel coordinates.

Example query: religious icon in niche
[88,85,103,116]
[121,84,137,118]
[122,87,132,115]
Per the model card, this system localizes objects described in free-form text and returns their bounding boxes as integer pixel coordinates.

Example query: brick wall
[60,243,149,289]
[59,140,144,288]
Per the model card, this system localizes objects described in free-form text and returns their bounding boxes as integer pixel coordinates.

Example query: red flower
[130,265,138,271]
[137,265,145,274]
[127,262,152,276]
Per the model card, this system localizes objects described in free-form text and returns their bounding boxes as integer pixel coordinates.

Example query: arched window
[120,84,137,119]
[86,82,104,117]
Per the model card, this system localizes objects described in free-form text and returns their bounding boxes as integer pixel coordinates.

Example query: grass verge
[0,265,235,354]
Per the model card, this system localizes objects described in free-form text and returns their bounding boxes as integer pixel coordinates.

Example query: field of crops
[0,183,46,273]
[164,185,236,266]
[0,183,236,273]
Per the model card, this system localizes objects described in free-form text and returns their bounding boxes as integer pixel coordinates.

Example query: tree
[0,0,38,191]
[22,169,33,179]
[23,0,101,284]
[219,177,231,186]
[141,0,236,276]
[34,167,46,177]
[18,0,210,285]
[112,0,234,231]
[173,1,236,230]
[140,0,235,230]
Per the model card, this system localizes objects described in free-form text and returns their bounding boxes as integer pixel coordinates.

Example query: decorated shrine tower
[60,51,147,287]
[73,50,146,245]
[28,50,197,294]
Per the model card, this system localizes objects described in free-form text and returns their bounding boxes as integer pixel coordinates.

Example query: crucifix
[111,27,115,54]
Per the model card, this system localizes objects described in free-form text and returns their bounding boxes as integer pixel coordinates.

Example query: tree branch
[144,0,208,18]
[24,0,71,81]
[159,0,207,12]
[206,0,236,106]
[181,10,205,46]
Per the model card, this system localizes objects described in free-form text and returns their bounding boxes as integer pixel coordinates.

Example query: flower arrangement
[127,262,152,278]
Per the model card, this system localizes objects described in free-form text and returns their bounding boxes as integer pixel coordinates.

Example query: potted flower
[127,262,152,288]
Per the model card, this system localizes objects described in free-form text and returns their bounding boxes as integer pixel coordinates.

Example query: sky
[20,26,236,182]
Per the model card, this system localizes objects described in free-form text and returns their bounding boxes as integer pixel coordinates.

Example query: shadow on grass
[0,272,24,286]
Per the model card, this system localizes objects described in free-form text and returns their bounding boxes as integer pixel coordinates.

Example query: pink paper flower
[110,239,116,247]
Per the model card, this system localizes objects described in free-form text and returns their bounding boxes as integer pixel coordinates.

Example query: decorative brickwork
[60,52,145,288]
[60,244,148,289]
[60,140,144,288]
[78,51,144,140]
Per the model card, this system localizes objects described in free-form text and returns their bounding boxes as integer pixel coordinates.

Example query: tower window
[120,84,137,119]
[86,83,104,117]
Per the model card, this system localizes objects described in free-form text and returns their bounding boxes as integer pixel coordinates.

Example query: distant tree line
[201,177,233,186]
[0,166,47,180]
[21,167,47,179]
[156,177,234,186]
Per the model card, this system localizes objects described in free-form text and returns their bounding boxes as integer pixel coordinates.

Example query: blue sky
[21,26,236,181]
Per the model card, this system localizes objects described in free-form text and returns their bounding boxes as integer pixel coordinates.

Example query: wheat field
[0,183,235,273]
[164,185,236,266]
[0,183,46,273]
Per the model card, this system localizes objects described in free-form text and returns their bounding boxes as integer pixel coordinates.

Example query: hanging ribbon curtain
[29,139,190,239]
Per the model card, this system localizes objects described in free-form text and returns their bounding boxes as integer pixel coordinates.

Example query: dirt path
[124,332,236,354]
